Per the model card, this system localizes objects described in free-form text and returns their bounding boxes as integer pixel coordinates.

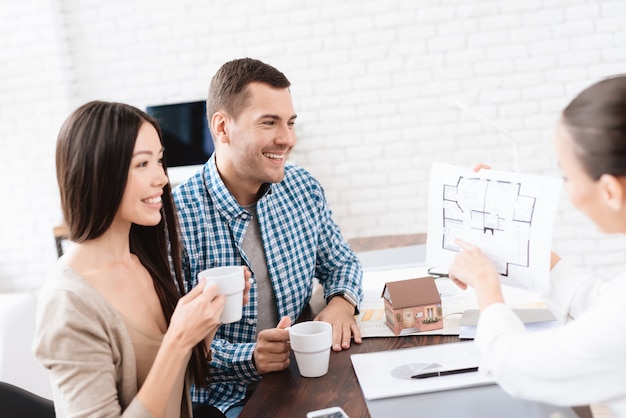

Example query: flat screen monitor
[146,100,214,185]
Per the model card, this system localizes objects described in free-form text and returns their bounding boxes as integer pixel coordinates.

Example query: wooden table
[238,331,592,418]
[239,334,459,418]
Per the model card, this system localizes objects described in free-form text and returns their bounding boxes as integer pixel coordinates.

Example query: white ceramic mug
[198,266,245,324]
[288,321,332,378]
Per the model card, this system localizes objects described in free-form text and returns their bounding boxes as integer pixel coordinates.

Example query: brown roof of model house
[381,277,441,308]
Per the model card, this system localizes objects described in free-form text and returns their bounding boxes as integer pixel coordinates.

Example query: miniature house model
[381,276,443,335]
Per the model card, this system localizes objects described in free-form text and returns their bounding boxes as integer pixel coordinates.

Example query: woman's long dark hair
[56,100,210,387]
[562,74,626,181]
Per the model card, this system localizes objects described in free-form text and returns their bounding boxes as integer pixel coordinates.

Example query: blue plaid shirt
[172,155,363,412]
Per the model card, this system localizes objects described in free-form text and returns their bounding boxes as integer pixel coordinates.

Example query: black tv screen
[146,100,214,167]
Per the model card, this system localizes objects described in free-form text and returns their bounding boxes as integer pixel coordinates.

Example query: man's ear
[211,112,230,144]
[599,173,625,211]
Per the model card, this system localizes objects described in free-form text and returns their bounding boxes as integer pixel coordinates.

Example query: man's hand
[253,316,291,374]
[242,267,252,306]
[315,296,362,351]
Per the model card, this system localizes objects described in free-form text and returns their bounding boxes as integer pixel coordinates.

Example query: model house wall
[382,276,443,335]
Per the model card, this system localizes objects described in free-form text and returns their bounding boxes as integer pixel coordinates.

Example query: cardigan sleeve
[33,280,154,418]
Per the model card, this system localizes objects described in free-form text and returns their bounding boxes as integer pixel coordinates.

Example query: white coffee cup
[288,321,332,378]
[198,266,245,324]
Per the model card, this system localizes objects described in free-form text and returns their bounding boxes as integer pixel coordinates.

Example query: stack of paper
[458,308,559,339]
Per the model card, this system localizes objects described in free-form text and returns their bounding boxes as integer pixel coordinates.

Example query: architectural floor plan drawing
[427,163,563,294]
[442,176,535,277]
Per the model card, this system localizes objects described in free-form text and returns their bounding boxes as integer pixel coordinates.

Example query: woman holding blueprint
[448,75,626,418]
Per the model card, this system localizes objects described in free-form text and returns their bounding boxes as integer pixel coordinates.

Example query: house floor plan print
[442,176,535,277]
[427,163,563,294]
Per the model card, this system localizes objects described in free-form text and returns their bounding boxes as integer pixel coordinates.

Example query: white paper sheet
[350,341,495,400]
[425,162,563,294]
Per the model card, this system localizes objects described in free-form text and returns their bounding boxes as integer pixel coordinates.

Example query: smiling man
[172,58,363,417]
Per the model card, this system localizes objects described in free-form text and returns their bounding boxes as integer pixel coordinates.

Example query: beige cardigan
[33,260,192,418]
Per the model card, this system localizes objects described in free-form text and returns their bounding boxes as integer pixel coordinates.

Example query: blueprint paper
[426,163,563,294]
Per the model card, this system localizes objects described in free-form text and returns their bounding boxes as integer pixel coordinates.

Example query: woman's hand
[167,280,226,351]
[472,162,491,172]
[448,239,504,310]
[135,281,224,416]
[448,239,497,288]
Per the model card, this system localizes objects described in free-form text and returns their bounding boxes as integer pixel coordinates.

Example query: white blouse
[475,259,626,417]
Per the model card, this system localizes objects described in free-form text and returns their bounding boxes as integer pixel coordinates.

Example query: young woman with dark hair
[34,100,249,418]
[448,75,626,417]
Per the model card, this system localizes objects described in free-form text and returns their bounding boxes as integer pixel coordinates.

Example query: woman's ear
[211,112,230,144]
[599,174,625,211]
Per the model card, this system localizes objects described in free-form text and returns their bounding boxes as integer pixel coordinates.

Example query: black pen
[427,266,449,278]
[411,367,479,379]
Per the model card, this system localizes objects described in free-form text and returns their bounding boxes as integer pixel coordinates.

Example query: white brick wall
[0,0,73,291]
[1,0,626,291]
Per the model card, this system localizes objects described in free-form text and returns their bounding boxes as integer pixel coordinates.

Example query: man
[172,58,363,417]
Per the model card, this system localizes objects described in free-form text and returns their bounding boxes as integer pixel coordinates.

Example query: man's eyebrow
[259,114,298,120]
